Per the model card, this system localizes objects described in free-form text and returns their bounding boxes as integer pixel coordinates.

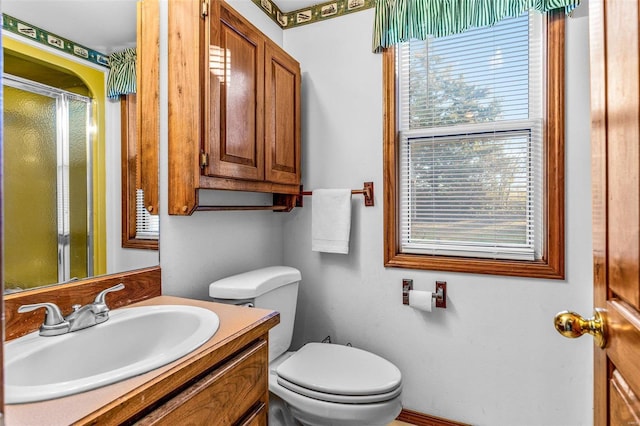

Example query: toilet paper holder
[402,279,447,309]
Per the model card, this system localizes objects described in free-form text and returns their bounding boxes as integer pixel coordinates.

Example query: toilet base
[285,396,402,426]
[269,391,302,426]
[268,390,401,426]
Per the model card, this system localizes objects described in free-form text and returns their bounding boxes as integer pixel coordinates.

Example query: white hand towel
[312,189,352,254]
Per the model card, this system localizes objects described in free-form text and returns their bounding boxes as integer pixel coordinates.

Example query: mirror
[1,0,159,293]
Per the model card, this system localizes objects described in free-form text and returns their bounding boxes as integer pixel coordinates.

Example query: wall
[158,0,287,300]
[282,7,593,426]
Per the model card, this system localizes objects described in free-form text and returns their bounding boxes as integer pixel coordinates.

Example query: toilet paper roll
[408,290,433,312]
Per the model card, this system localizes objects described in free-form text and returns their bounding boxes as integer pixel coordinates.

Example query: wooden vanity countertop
[4,296,279,426]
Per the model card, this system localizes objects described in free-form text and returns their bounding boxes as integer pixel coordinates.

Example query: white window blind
[136,189,159,240]
[397,12,544,261]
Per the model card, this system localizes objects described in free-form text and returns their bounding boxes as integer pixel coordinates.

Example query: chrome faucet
[18,283,125,336]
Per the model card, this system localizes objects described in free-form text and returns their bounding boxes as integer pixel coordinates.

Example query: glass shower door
[3,75,92,291]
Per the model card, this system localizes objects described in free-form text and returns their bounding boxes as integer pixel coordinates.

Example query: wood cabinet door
[264,41,301,185]
[204,1,264,181]
[135,340,269,425]
[590,1,640,424]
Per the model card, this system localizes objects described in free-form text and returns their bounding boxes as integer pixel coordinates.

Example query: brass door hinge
[201,1,209,18]
[200,151,209,168]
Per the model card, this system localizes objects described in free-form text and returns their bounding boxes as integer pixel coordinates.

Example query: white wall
[282,8,593,426]
[158,0,285,300]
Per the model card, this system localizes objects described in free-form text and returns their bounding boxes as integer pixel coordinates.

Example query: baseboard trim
[397,409,470,426]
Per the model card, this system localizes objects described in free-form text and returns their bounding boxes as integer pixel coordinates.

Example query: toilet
[209,266,402,426]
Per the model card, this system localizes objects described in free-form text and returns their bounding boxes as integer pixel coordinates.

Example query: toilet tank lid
[209,266,301,299]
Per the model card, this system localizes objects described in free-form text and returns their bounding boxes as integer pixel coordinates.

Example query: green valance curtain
[372,0,580,52]
[106,48,136,99]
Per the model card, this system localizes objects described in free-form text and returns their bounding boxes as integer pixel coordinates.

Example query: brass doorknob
[554,309,607,348]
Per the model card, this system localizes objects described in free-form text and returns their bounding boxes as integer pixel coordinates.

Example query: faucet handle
[18,302,65,325]
[93,283,125,308]
[18,302,70,336]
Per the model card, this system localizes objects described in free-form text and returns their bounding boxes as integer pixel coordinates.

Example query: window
[135,189,160,240]
[121,95,159,249]
[383,11,564,279]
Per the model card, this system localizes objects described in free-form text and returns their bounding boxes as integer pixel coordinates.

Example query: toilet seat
[277,376,402,404]
[275,343,402,404]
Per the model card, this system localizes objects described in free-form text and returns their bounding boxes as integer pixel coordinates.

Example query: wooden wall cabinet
[169,0,301,215]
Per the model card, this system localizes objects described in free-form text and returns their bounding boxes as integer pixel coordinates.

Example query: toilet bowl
[209,266,403,426]
[269,344,402,426]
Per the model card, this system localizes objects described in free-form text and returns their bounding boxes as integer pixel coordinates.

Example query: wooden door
[264,41,301,186]
[591,0,640,424]
[204,0,264,181]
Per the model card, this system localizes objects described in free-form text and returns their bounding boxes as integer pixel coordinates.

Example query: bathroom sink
[5,305,220,404]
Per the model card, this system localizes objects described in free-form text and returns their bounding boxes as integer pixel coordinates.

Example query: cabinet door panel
[265,42,300,185]
[136,339,268,425]
[206,2,264,181]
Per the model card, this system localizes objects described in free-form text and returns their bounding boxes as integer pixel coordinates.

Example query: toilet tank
[209,266,301,361]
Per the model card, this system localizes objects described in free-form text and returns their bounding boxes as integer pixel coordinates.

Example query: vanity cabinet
[169,0,301,215]
[4,296,279,426]
[136,339,269,425]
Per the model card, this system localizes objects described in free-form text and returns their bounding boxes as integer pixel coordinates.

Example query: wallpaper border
[250,0,374,29]
[2,14,109,68]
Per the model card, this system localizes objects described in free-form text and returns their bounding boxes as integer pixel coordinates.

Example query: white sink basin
[5,305,220,404]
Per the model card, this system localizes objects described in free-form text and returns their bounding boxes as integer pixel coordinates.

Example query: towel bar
[296,182,374,207]
[195,182,374,212]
